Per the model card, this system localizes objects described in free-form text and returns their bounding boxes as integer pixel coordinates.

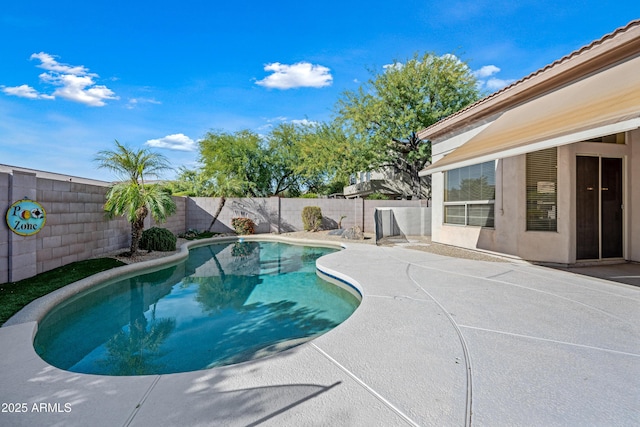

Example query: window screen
[526,148,557,231]
[444,161,495,227]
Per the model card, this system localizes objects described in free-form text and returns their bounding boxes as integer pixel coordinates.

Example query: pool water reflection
[34,241,360,376]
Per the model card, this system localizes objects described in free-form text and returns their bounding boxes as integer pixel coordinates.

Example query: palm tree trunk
[207,196,226,232]
[130,206,148,255]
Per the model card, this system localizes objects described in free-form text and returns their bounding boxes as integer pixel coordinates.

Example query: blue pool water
[34,241,360,376]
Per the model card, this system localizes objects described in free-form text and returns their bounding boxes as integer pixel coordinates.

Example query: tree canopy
[169,52,481,201]
[335,52,481,198]
[186,125,343,198]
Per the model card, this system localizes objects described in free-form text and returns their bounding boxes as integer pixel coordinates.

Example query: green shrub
[231,217,255,235]
[139,227,177,251]
[302,206,323,231]
[366,192,390,200]
[301,193,318,198]
[179,229,218,240]
[231,241,258,257]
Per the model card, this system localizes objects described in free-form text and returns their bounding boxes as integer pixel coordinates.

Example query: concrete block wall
[1,169,186,283]
[186,197,428,234]
[148,196,187,235]
[33,177,130,276]
[186,197,280,234]
[1,164,426,283]
[3,171,38,283]
[0,173,9,282]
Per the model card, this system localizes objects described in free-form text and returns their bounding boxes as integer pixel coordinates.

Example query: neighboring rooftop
[0,164,111,186]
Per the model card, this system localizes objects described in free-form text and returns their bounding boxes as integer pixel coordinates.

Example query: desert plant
[231,217,255,235]
[139,227,177,252]
[302,206,323,231]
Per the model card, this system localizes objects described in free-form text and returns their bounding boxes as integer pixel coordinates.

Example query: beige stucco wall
[627,128,640,261]
[432,152,573,264]
[430,128,639,264]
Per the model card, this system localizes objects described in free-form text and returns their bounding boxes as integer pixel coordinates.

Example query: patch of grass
[0,258,126,326]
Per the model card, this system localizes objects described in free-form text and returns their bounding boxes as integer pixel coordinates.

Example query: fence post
[277,196,281,234]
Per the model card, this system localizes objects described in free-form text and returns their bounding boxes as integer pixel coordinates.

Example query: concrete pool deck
[1,237,639,426]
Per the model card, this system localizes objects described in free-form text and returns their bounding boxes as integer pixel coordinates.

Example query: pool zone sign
[6,199,47,236]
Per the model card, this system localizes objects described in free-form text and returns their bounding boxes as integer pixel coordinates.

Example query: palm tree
[95,140,176,256]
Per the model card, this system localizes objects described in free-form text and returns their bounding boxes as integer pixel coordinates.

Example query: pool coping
[1,235,639,426]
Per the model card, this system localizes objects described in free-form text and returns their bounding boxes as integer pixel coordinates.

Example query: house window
[526,148,557,231]
[444,161,496,227]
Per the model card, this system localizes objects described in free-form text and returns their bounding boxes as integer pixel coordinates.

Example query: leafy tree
[167,166,215,197]
[197,127,331,199]
[95,140,176,256]
[199,129,269,197]
[292,121,362,194]
[265,123,307,196]
[197,130,264,231]
[335,52,481,198]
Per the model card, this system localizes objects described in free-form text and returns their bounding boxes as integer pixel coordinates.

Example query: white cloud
[266,116,288,123]
[1,84,54,100]
[1,52,118,106]
[473,65,500,78]
[31,52,90,76]
[291,118,318,126]
[384,54,467,73]
[255,62,333,89]
[473,64,515,92]
[145,134,197,151]
[41,72,117,106]
[383,63,404,71]
[126,97,162,109]
[485,77,515,91]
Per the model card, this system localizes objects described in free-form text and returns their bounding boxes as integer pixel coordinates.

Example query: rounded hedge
[139,227,177,252]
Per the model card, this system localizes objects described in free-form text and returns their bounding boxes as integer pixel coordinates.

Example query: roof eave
[418,19,640,141]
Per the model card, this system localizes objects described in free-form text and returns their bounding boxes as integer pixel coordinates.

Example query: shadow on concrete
[551,262,640,288]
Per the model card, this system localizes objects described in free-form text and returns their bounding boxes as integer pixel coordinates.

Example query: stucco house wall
[626,128,640,261]
[429,121,639,265]
[421,20,640,265]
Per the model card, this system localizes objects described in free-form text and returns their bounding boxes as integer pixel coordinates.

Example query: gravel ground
[98,230,507,264]
[96,238,190,264]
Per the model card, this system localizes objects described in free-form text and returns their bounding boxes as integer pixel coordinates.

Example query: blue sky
[1,1,638,181]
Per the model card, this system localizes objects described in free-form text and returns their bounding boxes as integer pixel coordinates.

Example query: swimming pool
[34,241,360,376]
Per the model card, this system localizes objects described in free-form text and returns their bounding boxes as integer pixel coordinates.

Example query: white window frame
[443,161,496,228]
